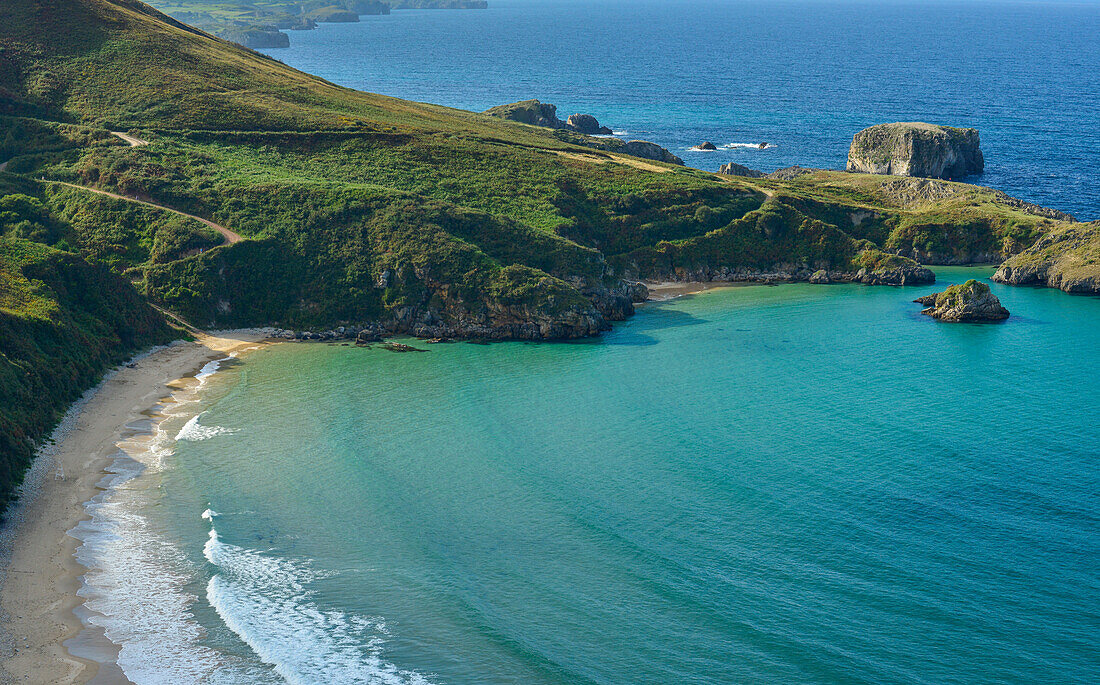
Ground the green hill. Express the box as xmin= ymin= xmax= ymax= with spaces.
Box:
xmin=0 ymin=0 xmax=1086 ymax=507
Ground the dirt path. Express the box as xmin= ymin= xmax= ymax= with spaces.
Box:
xmin=48 ymin=181 xmax=242 ymax=246
xmin=110 ymin=131 xmax=150 ymax=147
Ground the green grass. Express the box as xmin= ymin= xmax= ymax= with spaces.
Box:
xmin=0 ymin=234 xmax=173 ymax=512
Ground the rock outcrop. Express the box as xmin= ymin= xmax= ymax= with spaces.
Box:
xmin=618 ymin=141 xmax=684 ymax=165
xmin=992 ymin=221 xmax=1100 ymax=293
xmin=855 ymin=264 xmax=935 ymax=285
xmin=566 ymin=113 xmax=611 ymax=135
xmin=718 ymin=162 xmax=764 ymax=178
xmin=486 ymin=101 xmax=615 ymax=134
xmin=484 ymin=100 xmax=565 ymax=128
xmin=847 ymin=123 xmax=984 ymax=179
xmin=484 ymin=100 xmax=683 ymax=165
xmin=219 ymin=28 xmax=291 ymax=48
xmin=695 ymin=141 xmax=717 ymax=151
xmin=914 ymin=279 xmax=1009 ymax=322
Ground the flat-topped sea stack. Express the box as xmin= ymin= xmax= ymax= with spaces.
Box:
xmin=847 ymin=123 xmax=984 ymax=180
xmin=914 ymin=279 xmax=1009 ymax=322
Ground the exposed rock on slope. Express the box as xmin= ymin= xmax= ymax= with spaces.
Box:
xmin=484 ymin=100 xmax=683 ymax=165
xmin=484 ymin=99 xmax=565 ymax=129
xmin=566 ymin=113 xmax=612 ymax=135
xmin=914 ymin=279 xmax=1009 ymax=321
xmin=993 ymin=222 xmax=1100 ymax=293
xmin=847 ymin=123 xmax=984 ymax=179
xmin=618 ymin=141 xmax=684 ymax=165
xmin=718 ymin=162 xmax=764 ymax=178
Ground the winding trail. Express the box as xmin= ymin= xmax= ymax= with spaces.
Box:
xmin=110 ymin=131 xmax=150 ymax=147
xmin=48 ymin=180 xmax=242 ymax=246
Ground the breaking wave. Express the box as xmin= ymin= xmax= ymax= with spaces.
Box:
xmin=723 ymin=142 xmax=776 ymax=150
xmin=176 ymin=413 xmax=236 ymax=441
xmin=204 ymin=516 xmax=433 ymax=685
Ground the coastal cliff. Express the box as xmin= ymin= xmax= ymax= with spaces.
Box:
xmin=847 ymin=123 xmax=984 ymax=179
xmin=992 ymin=222 xmax=1100 ymax=293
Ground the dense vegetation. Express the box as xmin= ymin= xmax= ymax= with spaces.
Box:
xmin=0 ymin=233 xmax=174 ymax=511
xmin=0 ymin=0 xmax=1087 ymax=508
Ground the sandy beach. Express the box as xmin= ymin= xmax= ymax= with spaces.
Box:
xmin=644 ymin=281 xmax=742 ymax=301
xmin=0 ymin=331 xmax=273 ymax=685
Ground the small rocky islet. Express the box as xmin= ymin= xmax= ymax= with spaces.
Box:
xmin=914 ymin=280 xmax=1010 ymax=322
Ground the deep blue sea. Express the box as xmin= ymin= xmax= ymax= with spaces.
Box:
xmin=259 ymin=0 xmax=1100 ymax=221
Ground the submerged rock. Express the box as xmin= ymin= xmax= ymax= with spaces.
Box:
xmin=914 ymin=279 xmax=1009 ymax=322
xmin=847 ymin=122 xmax=984 ymax=179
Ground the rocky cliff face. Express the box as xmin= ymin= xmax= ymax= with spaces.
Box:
xmin=993 ymin=222 xmax=1100 ymax=293
xmin=566 ymin=113 xmax=612 ymax=135
xmin=612 ymin=261 xmax=934 ymax=287
xmin=847 ymin=123 xmax=984 ymax=179
xmin=914 ymin=279 xmax=1009 ymax=322
xmin=617 ymin=141 xmax=684 ymax=165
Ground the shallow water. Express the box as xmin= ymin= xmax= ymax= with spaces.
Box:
xmin=82 ymin=268 xmax=1100 ymax=683
xmin=259 ymin=0 xmax=1100 ymax=220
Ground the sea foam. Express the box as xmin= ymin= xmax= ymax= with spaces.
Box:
xmin=176 ymin=413 xmax=236 ymax=441
xmin=723 ymin=142 xmax=776 ymax=150
xmin=69 ymin=347 xmax=268 ymax=683
xmin=204 ymin=517 xmax=433 ymax=685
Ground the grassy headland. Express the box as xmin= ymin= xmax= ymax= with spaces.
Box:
xmin=0 ymin=0 xmax=1089 ymax=507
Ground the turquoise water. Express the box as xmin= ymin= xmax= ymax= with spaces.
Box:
xmin=85 ymin=269 xmax=1100 ymax=683
xmin=258 ymin=0 xmax=1100 ymax=220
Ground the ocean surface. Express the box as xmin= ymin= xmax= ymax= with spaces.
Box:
xmin=257 ymin=0 xmax=1100 ymax=221
xmin=77 ymin=268 xmax=1100 ymax=683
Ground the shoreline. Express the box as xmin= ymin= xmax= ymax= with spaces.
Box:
xmin=0 ymin=330 xmax=274 ymax=685
xmin=643 ymin=280 xmax=760 ymax=301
